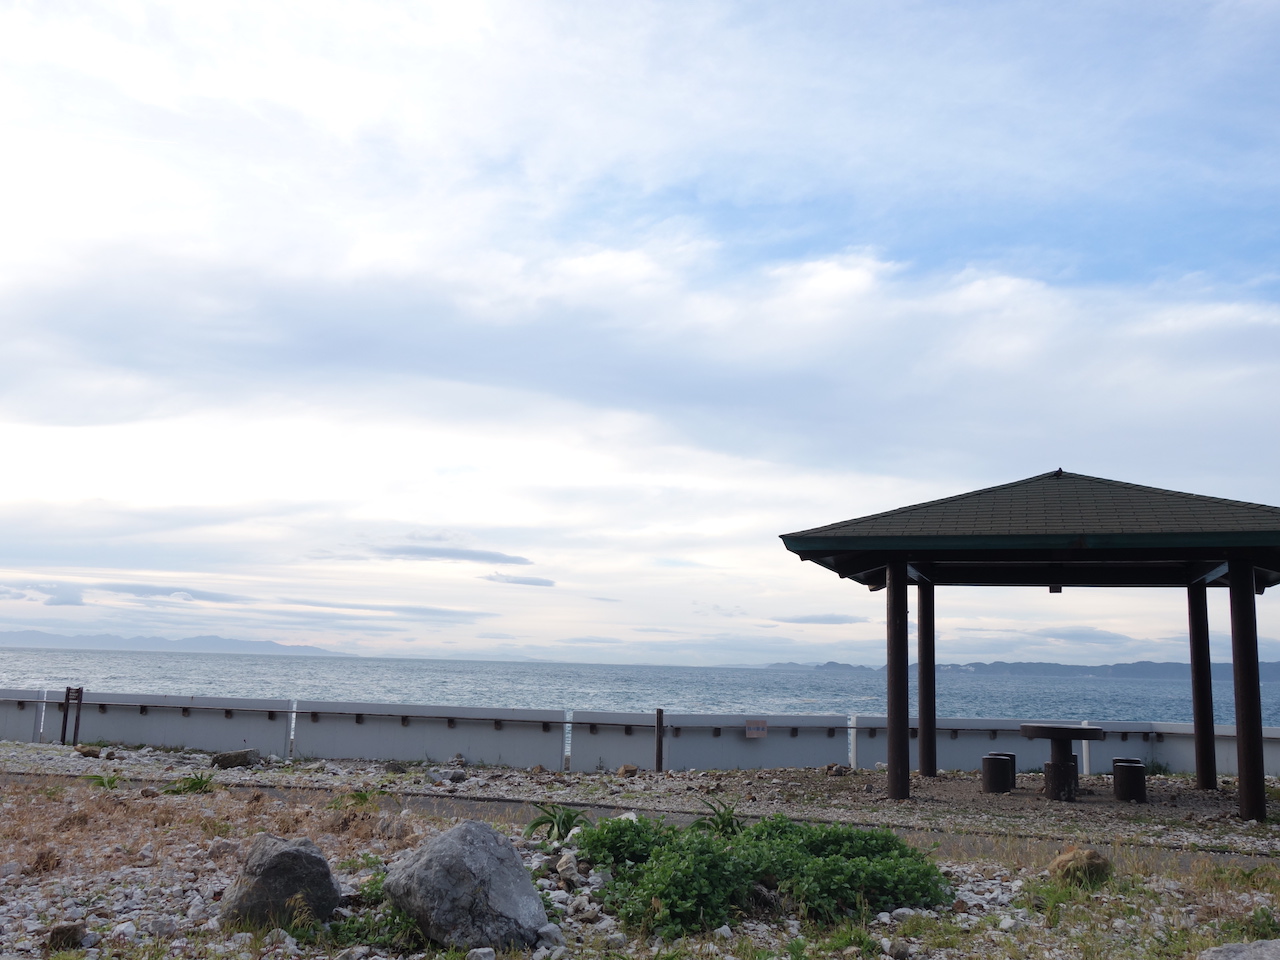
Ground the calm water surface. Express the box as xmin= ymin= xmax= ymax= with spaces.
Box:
xmin=1 ymin=647 xmax=1276 ymax=724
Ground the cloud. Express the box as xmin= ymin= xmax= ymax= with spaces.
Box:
xmin=1027 ymin=626 xmax=1137 ymax=644
xmin=561 ymin=636 xmax=623 ymax=645
xmin=590 ymin=597 xmax=621 ymax=603
xmin=96 ymin=583 xmax=251 ymax=603
xmin=37 ymin=584 xmax=84 ymax=606
xmin=770 ymin=614 xmax=869 ymax=625
xmin=372 ymin=545 xmax=532 ymax=564
xmin=480 ymin=574 xmax=556 ymax=587
xmin=278 ymin=597 xmax=494 ymax=623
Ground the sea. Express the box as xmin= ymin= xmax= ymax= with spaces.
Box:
xmin=2 ymin=647 xmax=1280 ymax=725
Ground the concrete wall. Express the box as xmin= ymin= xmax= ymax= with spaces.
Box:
xmin=292 ymin=701 xmax=566 ymax=768
xmin=4 ymin=687 xmax=1280 ymax=776
xmin=44 ymin=692 xmax=293 ymax=757
xmin=568 ymin=712 xmax=655 ymax=772
xmin=664 ymin=714 xmax=851 ymax=771
xmin=0 ymin=689 xmax=43 ymax=743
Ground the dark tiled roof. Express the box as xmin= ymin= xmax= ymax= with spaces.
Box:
xmin=785 ymin=471 xmax=1280 ymax=539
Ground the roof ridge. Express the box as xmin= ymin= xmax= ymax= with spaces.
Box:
xmin=784 ymin=470 xmax=1280 ymax=539
xmin=801 ymin=471 xmax=1062 ymax=530
xmin=1064 ymin=472 xmax=1280 ymax=516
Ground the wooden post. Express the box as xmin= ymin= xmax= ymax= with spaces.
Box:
xmin=917 ymin=581 xmax=937 ymax=777
xmin=654 ymin=708 xmax=664 ymax=773
xmin=886 ymin=560 xmax=910 ymax=800
xmin=59 ymin=686 xmax=72 ymax=745
xmin=1228 ymin=559 xmax=1267 ymax=821
xmin=1187 ymin=582 xmax=1217 ymax=790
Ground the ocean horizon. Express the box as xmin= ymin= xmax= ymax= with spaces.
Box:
xmin=3 ymin=645 xmax=1279 ymax=726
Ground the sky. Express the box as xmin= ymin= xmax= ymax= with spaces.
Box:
xmin=2 ymin=1 xmax=1280 ymax=666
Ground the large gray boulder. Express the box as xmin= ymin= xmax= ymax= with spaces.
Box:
xmin=384 ymin=820 xmax=548 ymax=949
xmin=219 ymin=834 xmax=340 ymax=927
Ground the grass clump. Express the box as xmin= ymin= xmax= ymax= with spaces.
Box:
xmin=524 ymin=802 xmax=594 ymax=842
xmin=577 ymin=812 xmax=948 ymax=938
xmin=163 ymin=772 xmax=217 ymax=794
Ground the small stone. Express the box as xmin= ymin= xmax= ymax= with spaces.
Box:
xmin=998 ymin=916 xmax=1020 ymax=931
xmin=75 ymin=744 xmax=102 ymax=758
xmin=1199 ymin=940 xmax=1280 ymax=958
xmin=47 ymin=920 xmax=87 ymax=950
xmin=111 ymin=920 xmax=137 ymax=939
xmin=211 ymin=749 xmax=260 ymax=769
xmin=466 ymin=950 xmax=496 ymax=960
xmin=617 ymin=764 xmax=639 ymax=777
xmin=145 ymin=917 xmax=179 ymax=937
xmin=713 ymin=924 xmax=733 ymax=939
xmin=383 ymin=761 xmax=408 ymax=774
xmin=538 ymin=922 xmax=566 ymax=947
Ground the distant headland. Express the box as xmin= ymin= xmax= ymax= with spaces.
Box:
xmin=770 ymin=659 xmax=1280 ymax=681
xmin=0 ymin=630 xmax=353 ymax=657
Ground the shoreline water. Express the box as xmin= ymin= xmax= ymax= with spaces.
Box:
xmin=3 ymin=646 xmax=1280 ymax=724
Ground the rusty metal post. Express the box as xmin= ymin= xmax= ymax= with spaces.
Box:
xmin=59 ymin=687 xmax=72 ymax=744
xmin=886 ymin=559 xmax=910 ymax=800
xmin=70 ymin=688 xmax=83 ymax=746
xmin=654 ymin=708 xmax=664 ymax=773
xmin=917 ymin=581 xmax=937 ymax=777
xmin=1229 ymin=559 xmax=1267 ymax=821
xmin=1187 ymin=582 xmax=1218 ymax=789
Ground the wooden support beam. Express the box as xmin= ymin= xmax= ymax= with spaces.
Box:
xmin=917 ymin=581 xmax=937 ymax=778
xmin=886 ymin=560 xmax=910 ymax=800
xmin=1229 ymin=559 xmax=1267 ymax=821
xmin=1187 ymin=581 xmax=1217 ymax=790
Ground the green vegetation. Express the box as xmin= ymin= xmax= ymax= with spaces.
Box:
xmin=163 ymin=772 xmax=217 ymax=794
xmin=303 ymin=858 xmax=423 ymax=952
xmin=523 ymin=802 xmax=594 ymax=842
xmin=326 ymin=788 xmax=389 ymax=810
xmin=690 ymin=796 xmax=745 ymax=837
xmin=577 ymin=812 xmax=949 ymax=937
xmin=82 ymin=773 xmax=122 ymax=790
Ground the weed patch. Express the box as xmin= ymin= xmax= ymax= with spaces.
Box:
xmin=578 ymin=812 xmax=948 ymax=938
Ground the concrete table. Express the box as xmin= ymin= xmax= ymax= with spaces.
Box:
xmin=1020 ymin=723 xmax=1105 ymax=801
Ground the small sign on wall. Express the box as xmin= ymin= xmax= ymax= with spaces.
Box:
xmin=745 ymin=719 xmax=768 ymax=739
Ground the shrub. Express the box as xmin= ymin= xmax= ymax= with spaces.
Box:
xmin=581 ymin=813 xmax=949 ymax=937
xmin=577 ymin=814 xmax=675 ymax=868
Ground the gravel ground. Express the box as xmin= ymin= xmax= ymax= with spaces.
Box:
xmin=4 ymin=739 xmax=1280 ymax=960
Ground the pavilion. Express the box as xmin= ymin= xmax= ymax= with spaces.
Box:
xmin=780 ymin=470 xmax=1280 ymax=820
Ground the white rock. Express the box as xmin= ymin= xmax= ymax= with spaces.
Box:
xmin=714 ymin=924 xmax=733 ymax=939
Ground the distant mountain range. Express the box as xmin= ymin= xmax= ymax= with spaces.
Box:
xmin=0 ymin=630 xmax=353 ymax=657
xmin=782 ymin=659 xmax=1280 ymax=681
